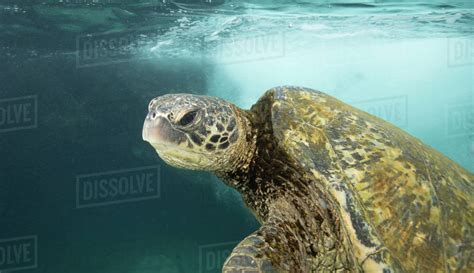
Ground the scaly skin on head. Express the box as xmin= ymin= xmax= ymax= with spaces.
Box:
xmin=142 ymin=93 xmax=256 ymax=174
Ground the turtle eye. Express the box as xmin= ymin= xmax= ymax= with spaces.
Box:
xmin=178 ymin=110 xmax=198 ymax=127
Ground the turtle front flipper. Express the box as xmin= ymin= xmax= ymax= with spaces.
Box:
xmin=222 ymin=229 xmax=281 ymax=273
xmin=223 ymin=221 xmax=311 ymax=273
xmin=222 ymin=200 xmax=322 ymax=273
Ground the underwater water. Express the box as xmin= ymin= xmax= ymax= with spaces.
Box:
xmin=0 ymin=0 xmax=472 ymax=272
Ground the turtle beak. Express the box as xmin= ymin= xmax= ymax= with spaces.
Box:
xmin=142 ymin=114 xmax=168 ymax=144
xmin=142 ymin=112 xmax=187 ymax=148
xmin=142 ymin=115 xmax=159 ymax=144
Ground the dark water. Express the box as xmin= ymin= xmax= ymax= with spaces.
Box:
xmin=0 ymin=1 xmax=473 ymax=272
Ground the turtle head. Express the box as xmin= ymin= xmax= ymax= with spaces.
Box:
xmin=143 ymin=94 xmax=246 ymax=171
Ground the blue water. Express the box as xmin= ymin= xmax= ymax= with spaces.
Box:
xmin=0 ymin=1 xmax=472 ymax=272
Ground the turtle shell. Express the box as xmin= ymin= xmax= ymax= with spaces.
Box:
xmin=255 ymin=86 xmax=473 ymax=272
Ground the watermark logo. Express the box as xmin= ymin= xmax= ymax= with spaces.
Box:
xmin=203 ymin=32 xmax=286 ymax=65
xmin=445 ymin=103 xmax=473 ymax=137
xmin=76 ymin=166 xmax=160 ymax=208
xmin=0 ymin=235 xmax=37 ymax=272
xmin=353 ymin=95 xmax=408 ymax=128
xmin=199 ymin=241 xmax=238 ymax=273
xmin=0 ymin=96 xmax=37 ymax=133
xmin=447 ymin=38 xmax=473 ymax=66
xmin=76 ymin=29 xmax=156 ymax=68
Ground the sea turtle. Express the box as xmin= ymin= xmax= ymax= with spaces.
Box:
xmin=142 ymin=86 xmax=473 ymax=272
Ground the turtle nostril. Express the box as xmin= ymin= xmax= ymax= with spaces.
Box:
xmin=151 ymin=112 xmax=157 ymax=119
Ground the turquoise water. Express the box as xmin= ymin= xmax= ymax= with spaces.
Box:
xmin=0 ymin=1 xmax=472 ymax=272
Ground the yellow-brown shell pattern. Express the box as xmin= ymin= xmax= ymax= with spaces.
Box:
xmin=264 ymin=86 xmax=473 ymax=272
